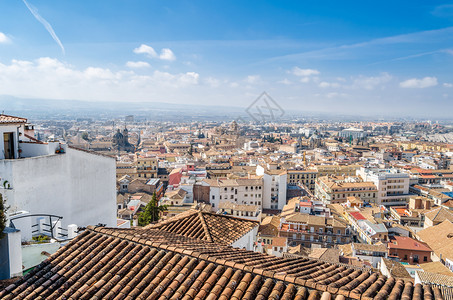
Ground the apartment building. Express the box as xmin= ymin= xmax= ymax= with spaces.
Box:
xmin=201 ymin=178 xmax=263 ymax=210
xmin=388 ymin=236 xmax=432 ymax=264
xmin=357 ymin=167 xmax=411 ymax=206
xmin=315 ymin=164 xmax=361 ymax=177
xmin=256 ymin=165 xmax=287 ymax=210
xmin=163 ymin=142 xmax=191 ymax=154
xmin=217 ymin=202 xmax=261 ymax=221
xmin=287 ymin=168 xmax=317 ymax=192
xmin=135 ymin=155 xmax=158 ymax=178
xmin=344 ymin=210 xmax=389 ymax=244
xmin=279 ymin=214 xmax=351 ymax=248
xmin=315 ymin=175 xmax=377 ymax=204
xmin=116 ymin=154 xmax=158 ymax=179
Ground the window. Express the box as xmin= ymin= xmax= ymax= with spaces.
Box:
xmin=404 ymin=255 xmax=408 ymax=260
xmin=337 ymin=229 xmax=341 ymax=235
xmin=212 ymin=195 xmax=215 ymax=200
xmin=424 ymin=256 xmax=428 ymax=262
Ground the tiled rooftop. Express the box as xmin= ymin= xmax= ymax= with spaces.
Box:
xmin=0 ymin=114 xmax=27 ymax=124
xmin=146 ymin=209 xmax=259 ymax=245
xmin=0 ymin=226 xmax=447 ymax=300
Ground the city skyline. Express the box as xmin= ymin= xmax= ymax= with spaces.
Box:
xmin=0 ymin=1 xmax=453 ymax=117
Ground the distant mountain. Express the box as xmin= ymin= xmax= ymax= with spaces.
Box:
xmin=0 ymin=95 xmax=249 ymax=120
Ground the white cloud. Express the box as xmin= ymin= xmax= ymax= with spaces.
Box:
xmin=159 ymin=48 xmax=176 ymax=61
xmin=319 ymin=81 xmax=341 ymax=88
xmin=205 ymin=77 xmax=220 ymax=88
xmin=133 ymin=44 xmax=158 ymax=57
xmin=278 ymin=79 xmax=292 ymax=85
xmin=0 ymin=32 xmax=11 ymax=44
xmin=443 ymin=83 xmax=453 ymax=88
xmin=133 ymin=44 xmax=176 ymax=61
xmin=179 ymin=72 xmax=199 ymax=85
xmin=245 ymin=75 xmax=261 ymax=84
xmin=126 ymin=61 xmax=150 ymax=68
xmin=291 ymin=67 xmax=320 ymax=77
xmin=289 ymin=67 xmax=320 ymax=84
xmin=352 ymin=73 xmax=392 ymax=90
xmin=0 ymin=57 xmax=201 ymax=101
xmin=400 ymin=77 xmax=438 ymax=88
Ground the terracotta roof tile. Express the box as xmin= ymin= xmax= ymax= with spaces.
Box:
xmin=0 ymin=114 xmax=27 ymax=124
xmin=0 ymin=227 xmax=444 ymax=300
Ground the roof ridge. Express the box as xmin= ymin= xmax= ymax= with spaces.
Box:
xmin=432 ymin=206 xmax=444 ymax=221
xmin=198 ymin=211 xmax=213 ymax=242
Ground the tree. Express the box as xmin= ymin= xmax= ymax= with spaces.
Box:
xmin=0 ymin=194 xmax=8 ymax=240
xmin=81 ymin=132 xmax=89 ymax=141
xmin=138 ymin=192 xmax=167 ymax=226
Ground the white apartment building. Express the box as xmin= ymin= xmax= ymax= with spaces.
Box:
xmin=339 ymin=127 xmax=365 ymax=139
xmin=256 ymin=165 xmax=287 ymax=210
xmin=357 ymin=167 xmax=411 ymax=206
xmin=0 ymin=114 xmax=116 ymax=242
xmin=202 ymin=178 xmax=263 ymax=210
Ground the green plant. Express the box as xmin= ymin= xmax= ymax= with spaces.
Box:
xmin=0 ymin=194 xmax=9 ymax=239
xmin=138 ymin=192 xmax=167 ymax=226
xmin=32 ymin=235 xmax=50 ymax=244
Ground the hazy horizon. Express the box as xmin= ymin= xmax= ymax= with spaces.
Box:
xmin=1 ymin=1 xmax=453 ymax=117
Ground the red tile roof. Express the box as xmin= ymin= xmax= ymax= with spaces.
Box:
xmin=0 ymin=226 xmax=445 ymax=299
xmin=349 ymin=211 xmax=366 ymax=221
xmin=0 ymin=114 xmax=27 ymax=124
xmin=146 ymin=209 xmax=259 ymax=245
xmin=388 ymin=236 xmax=432 ymax=252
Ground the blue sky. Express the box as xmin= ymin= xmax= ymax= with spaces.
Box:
xmin=0 ymin=1 xmax=453 ymax=117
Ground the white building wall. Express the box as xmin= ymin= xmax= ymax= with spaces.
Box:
xmin=209 ymin=186 xmax=220 ymax=210
xmin=231 ymin=226 xmax=258 ymax=251
xmin=262 ymin=174 xmax=272 ymax=209
xmin=2 ymin=147 xmax=116 ymax=236
xmin=8 ymin=229 xmax=22 ymax=277
xmin=278 ymin=173 xmax=287 ymax=210
xmin=0 ymin=125 xmax=22 ymax=160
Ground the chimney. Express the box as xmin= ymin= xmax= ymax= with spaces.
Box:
xmin=0 ymin=227 xmax=23 ymax=280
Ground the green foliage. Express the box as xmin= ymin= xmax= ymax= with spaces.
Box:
xmin=0 ymin=194 xmax=8 ymax=239
xmin=32 ymin=235 xmax=50 ymax=244
xmin=138 ymin=192 xmax=167 ymax=226
xmin=81 ymin=132 xmax=89 ymax=141
xmin=2 ymin=180 xmax=10 ymax=189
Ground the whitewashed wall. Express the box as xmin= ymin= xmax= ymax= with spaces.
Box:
xmin=1 ymin=147 xmax=116 ymax=237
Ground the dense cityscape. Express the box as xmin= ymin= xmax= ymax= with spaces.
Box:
xmin=1 ymin=1 xmax=453 ymax=299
